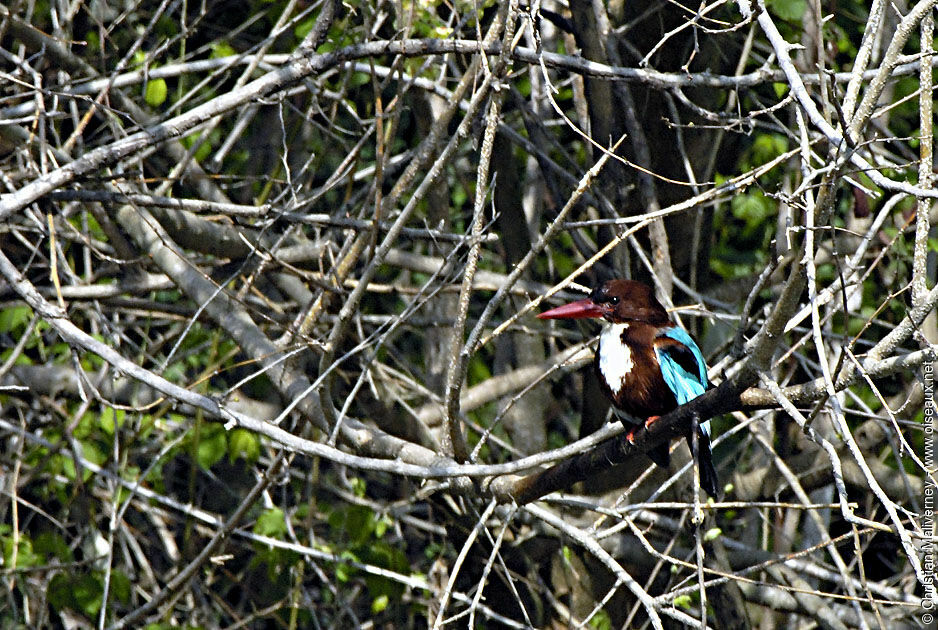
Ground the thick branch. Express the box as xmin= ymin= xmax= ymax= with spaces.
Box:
xmin=505 ymin=380 xmax=746 ymax=504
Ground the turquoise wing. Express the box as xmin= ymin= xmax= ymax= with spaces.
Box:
xmin=654 ymin=326 xmax=708 ymax=406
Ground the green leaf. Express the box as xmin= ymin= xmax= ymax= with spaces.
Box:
xmin=195 ymin=423 xmax=227 ymax=470
xmin=344 ymin=505 xmax=376 ymax=545
xmin=0 ymin=347 xmax=32 ymax=366
xmin=336 ymin=550 xmax=359 ymax=582
xmin=424 ymin=542 xmax=443 ymax=560
xmin=144 ymin=78 xmax=168 ymax=107
xmin=48 ymin=573 xmax=74 ymax=612
xmin=59 ymin=454 xmax=77 ymax=480
xmin=0 ymin=305 xmax=32 ymax=333
xmin=109 ymin=570 xmax=132 ymax=603
xmin=751 ymin=133 xmax=789 ymax=166
xmin=374 ymin=514 xmax=392 ymax=538
xmin=86 ymin=31 xmax=100 ymax=52
xmin=210 ymin=41 xmax=236 ymax=59
xmin=731 ymin=191 xmax=773 ymax=225
xmin=766 ymin=0 xmax=806 ymax=22
xmin=2 ymin=534 xmax=42 ymax=568
xmin=35 ymin=532 xmax=73 ymax=562
xmin=254 ymin=507 xmax=287 ymax=538
xmin=294 ymin=15 xmax=317 ymax=40
xmin=228 ymin=428 xmax=260 ymax=463
xmin=71 ymin=573 xmax=105 ymax=617
xmin=451 ymin=181 xmax=468 ymax=209
xmin=81 ymin=440 xmax=108 ymax=467
xmin=673 ymin=594 xmax=693 ymax=609
xmin=467 ymin=354 xmax=491 ymax=386
xmin=180 ymin=129 xmax=217 ymax=163
xmin=99 ymin=407 xmax=125 ymax=436
xmin=335 ymin=562 xmax=350 ymax=582
xmin=562 ymin=545 xmax=574 ymax=566
xmin=163 ymin=362 xmax=186 ymax=383
xmin=704 ymin=527 xmax=723 ymax=542
xmin=371 ymin=593 xmax=389 ymax=614
xmin=589 ymin=610 xmax=612 ymax=630
xmin=49 ymin=572 xmax=106 ymax=618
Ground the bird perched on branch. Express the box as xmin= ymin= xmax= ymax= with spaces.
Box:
xmin=538 ymin=279 xmax=719 ymax=497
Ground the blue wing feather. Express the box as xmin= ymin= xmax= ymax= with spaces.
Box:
xmin=654 ymin=327 xmax=708 ymax=403
xmin=654 ymin=328 xmax=712 ymax=437
xmin=655 ymin=326 xmax=718 ymax=495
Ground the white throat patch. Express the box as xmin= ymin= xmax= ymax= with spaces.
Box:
xmin=598 ymin=323 xmax=633 ymax=395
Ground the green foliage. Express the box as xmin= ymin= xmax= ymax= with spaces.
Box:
xmin=1 ymin=529 xmax=42 ymax=568
xmin=704 ymin=527 xmax=723 ymax=542
xmin=70 ymin=212 xmax=107 ymax=241
xmin=192 ymin=422 xmax=228 ymax=470
xmin=749 ymin=134 xmax=789 ymax=167
xmin=549 ymin=232 xmax=579 ymax=278
xmin=0 ymin=305 xmax=37 ymax=365
xmin=0 ymin=304 xmax=32 ymax=334
xmin=34 ymin=531 xmax=73 ymax=562
xmin=99 ymin=406 xmax=126 ymax=436
xmin=589 ymin=610 xmax=612 ymax=630
xmin=48 ymin=570 xmax=131 ymax=620
xmin=890 ymin=76 xmax=924 ymax=138
xmin=372 ymin=593 xmax=389 ymax=614
xmin=329 ymin=504 xmax=378 ymax=546
xmin=451 ymin=179 xmax=469 ymax=209
xmin=320 ymin=489 xmax=411 ymax=615
xmin=254 ymin=507 xmax=288 ymax=538
xmin=673 ymin=594 xmax=693 ymax=609
xmin=710 ymin=131 xmax=790 ymax=279
xmin=210 ymin=41 xmax=237 ymax=58
xmin=133 ymin=50 xmax=169 ymax=107
xmin=180 ymin=128 xmax=219 ymax=163
xmin=394 ymin=0 xmax=491 ymax=38
xmin=85 ymin=30 xmax=100 ymax=52
xmin=144 ymin=78 xmax=168 ymax=107
xmin=424 ymin=542 xmax=445 ymax=560
xmin=467 ymin=353 xmax=492 ymax=386
xmin=731 ymin=190 xmax=774 ymax=225
xmin=766 ymin=0 xmax=807 ymax=22
xmin=1 ymin=0 xmax=926 ymax=626
xmin=562 ymin=545 xmax=579 ymax=571
xmin=228 ymin=428 xmax=261 ymax=463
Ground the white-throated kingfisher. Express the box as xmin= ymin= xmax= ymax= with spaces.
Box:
xmin=538 ymin=279 xmax=719 ymax=498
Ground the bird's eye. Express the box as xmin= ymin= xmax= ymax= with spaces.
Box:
xmin=609 ymin=296 xmax=619 ymax=305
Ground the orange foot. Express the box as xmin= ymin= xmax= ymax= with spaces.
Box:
xmin=626 ymin=416 xmax=660 ymax=443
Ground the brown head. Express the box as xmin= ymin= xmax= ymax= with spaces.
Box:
xmin=538 ymin=279 xmax=670 ymax=327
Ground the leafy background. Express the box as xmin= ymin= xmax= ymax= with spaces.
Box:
xmin=0 ymin=0 xmax=934 ymax=628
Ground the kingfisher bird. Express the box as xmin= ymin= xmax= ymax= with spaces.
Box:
xmin=538 ymin=279 xmax=719 ymax=497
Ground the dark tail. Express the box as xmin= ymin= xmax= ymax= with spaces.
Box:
xmin=647 ymin=442 xmax=671 ymax=470
xmin=695 ymin=427 xmax=720 ymax=499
